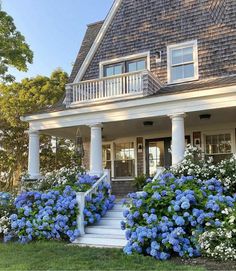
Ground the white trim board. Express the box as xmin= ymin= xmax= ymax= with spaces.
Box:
xmin=26 ymin=88 xmax=236 ymax=132
xmin=21 ymin=85 xmax=236 ymax=123
xmin=73 ymin=0 xmax=122 ymax=83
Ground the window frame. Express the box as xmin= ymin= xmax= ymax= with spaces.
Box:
xmin=203 ymin=130 xmax=235 ymax=156
xmin=167 ymin=40 xmax=199 ymax=84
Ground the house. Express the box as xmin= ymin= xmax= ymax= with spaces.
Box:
xmin=21 ymin=0 xmax=236 ymax=195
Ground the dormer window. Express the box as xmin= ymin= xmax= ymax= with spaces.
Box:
xmin=100 ymin=52 xmax=150 ymax=78
xmin=167 ymin=40 xmax=198 ymax=84
xmin=103 ymin=58 xmax=147 ymax=77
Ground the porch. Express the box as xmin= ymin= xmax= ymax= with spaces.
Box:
xmin=24 ymin=105 xmax=236 ymax=195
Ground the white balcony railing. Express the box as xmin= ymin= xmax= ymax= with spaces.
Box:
xmin=65 ymin=70 xmax=162 ymax=106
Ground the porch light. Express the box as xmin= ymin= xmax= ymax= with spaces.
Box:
xmin=75 ymin=128 xmax=84 ymax=158
xmin=143 ymin=121 xmax=154 ymax=126
xmin=199 ymin=114 xmax=211 ymax=120
xmin=155 ymin=50 xmax=162 ymax=63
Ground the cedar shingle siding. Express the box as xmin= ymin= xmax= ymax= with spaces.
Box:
xmin=81 ymin=0 xmax=236 ymax=83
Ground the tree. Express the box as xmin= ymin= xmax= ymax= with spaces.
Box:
xmin=0 ymin=9 xmax=33 ymax=82
xmin=0 ymin=70 xmax=78 ymax=191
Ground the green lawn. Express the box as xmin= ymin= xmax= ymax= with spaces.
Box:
xmin=0 ymin=241 xmax=206 ymax=271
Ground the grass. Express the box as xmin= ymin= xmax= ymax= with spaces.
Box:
xmin=0 ymin=241 xmax=206 ymax=271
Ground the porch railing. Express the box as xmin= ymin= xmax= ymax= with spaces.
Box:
xmin=76 ymin=169 xmax=111 ymax=235
xmin=65 ymin=70 xmax=162 ymax=106
xmin=152 ymin=167 xmax=165 ymax=182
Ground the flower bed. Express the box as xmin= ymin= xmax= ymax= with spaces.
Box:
xmin=1 ymin=168 xmax=115 ymax=243
xmin=171 ymin=145 xmax=236 ymax=193
xmin=198 ymin=206 xmax=236 ymax=261
xmin=121 ymin=173 xmax=235 ymax=260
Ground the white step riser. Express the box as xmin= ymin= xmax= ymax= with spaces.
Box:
xmin=74 ymin=237 xmax=127 ymax=247
xmin=97 ymin=219 xmax=121 ymax=227
xmin=85 ymin=227 xmax=124 ymax=235
xmin=83 ymin=233 xmax=125 ymax=239
xmin=112 ymin=205 xmax=126 ymax=211
xmin=104 ymin=212 xmax=124 ymax=219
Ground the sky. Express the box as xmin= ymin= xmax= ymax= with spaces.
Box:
xmin=2 ymin=0 xmax=114 ymax=81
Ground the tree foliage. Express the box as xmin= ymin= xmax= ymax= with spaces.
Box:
xmin=0 ymin=70 xmax=78 ymax=191
xmin=0 ymin=10 xmax=33 ymax=82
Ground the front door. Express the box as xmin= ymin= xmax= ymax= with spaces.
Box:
xmin=146 ymin=136 xmax=191 ymax=176
xmin=146 ymin=138 xmax=172 ymax=176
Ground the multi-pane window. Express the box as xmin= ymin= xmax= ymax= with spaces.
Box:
xmin=114 ymin=142 xmax=135 ymax=178
xmin=205 ymin=134 xmax=232 ymax=154
xmin=205 ymin=133 xmax=232 ymax=163
xmin=103 ymin=58 xmax=146 ymax=77
xmin=104 ymin=63 xmax=123 ymax=77
xmin=168 ymin=41 xmax=198 ymax=83
xmin=127 ymin=59 xmax=146 ymax=73
xmin=115 ymin=142 xmax=135 ymax=161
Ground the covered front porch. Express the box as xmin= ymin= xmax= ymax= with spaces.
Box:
xmin=24 ymin=106 xmax=236 ymax=192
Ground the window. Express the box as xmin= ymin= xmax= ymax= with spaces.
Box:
xmin=103 ymin=58 xmax=147 ymax=77
xmin=114 ymin=142 xmax=135 ymax=178
xmin=167 ymin=40 xmax=198 ymax=84
xmin=104 ymin=63 xmax=123 ymax=77
xmin=205 ymin=133 xmax=233 ymax=163
xmin=127 ymin=59 xmax=146 ymax=73
xmin=115 ymin=142 xmax=135 ymax=161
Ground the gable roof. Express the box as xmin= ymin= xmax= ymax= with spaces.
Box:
xmin=69 ymin=21 xmax=104 ymax=83
xmin=73 ymin=0 xmax=122 ymax=82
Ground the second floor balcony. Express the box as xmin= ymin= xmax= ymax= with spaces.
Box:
xmin=65 ymin=70 xmax=162 ymax=107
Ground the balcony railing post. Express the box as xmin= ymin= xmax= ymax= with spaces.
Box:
xmin=76 ymin=192 xmax=85 ymax=235
xmin=65 ymin=85 xmax=73 ymax=107
xmin=141 ymin=71 xmax=149 ymax=96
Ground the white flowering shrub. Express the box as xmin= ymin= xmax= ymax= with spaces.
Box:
xmin=0 ymin=212 xmax=11 ymax=238
xmin=22 ymin=166 xmax=86 ymax=192
xmin=171 ymin=145 xmax=236 ymax=193
xmin=198 ymin=207 xmax=236 ymax=261
xmin=0 ymin=192 xmax=15 ymax=240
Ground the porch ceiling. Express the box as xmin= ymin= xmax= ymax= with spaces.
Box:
xmin=41 ymin=107 xmax=236 ymax=141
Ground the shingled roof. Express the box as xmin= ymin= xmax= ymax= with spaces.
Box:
xmin=68 ymin=21 xmax=104 ymax=83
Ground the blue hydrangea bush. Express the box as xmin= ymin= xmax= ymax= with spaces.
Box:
xmin=121 ymin=173 xmax=235 ymax=260
xmin=84 ymin=182 xmax=115 ymax=225
xmin=2 ymin=169 xmax=115 ymax=243
xmin=5 ymin=186 xmax=80 ymax=243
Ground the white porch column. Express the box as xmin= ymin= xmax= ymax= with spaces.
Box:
xmin=89 ymin=123 xmax=103 ymax=176
xmin=169 ymin=113 xmax=186 ymax=166
xmin=28 ymin=130 xmax=41 ymax=179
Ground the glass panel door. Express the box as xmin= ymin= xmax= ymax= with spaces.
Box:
xmin=114 ymin=142 xmax=135 ymax=178
xmin=102 ymin=144 xmax=111 ymax=170
xmin=147 ymin=141 xmax=165 ymax=176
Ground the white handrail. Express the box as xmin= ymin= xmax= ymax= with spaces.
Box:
xmin=76 ymin=169 xmax=111 ymax=236
xmin=152 ymin=167 xmax=165 ymax=182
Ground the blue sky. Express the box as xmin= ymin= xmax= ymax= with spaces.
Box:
xmin=2 ymin=0 xmax=113 ymax=81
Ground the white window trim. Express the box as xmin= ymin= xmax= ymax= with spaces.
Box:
xmin=99 ymin=51 xmax=151 ymax=78
xmin=167 ymin=40 xmax=199 ymax=84
xmin=202 ymin=129 xmax=235 ymax=155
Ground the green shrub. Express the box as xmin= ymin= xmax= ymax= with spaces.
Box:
xmin=133 ymin=174 xmax=148 ymax=191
